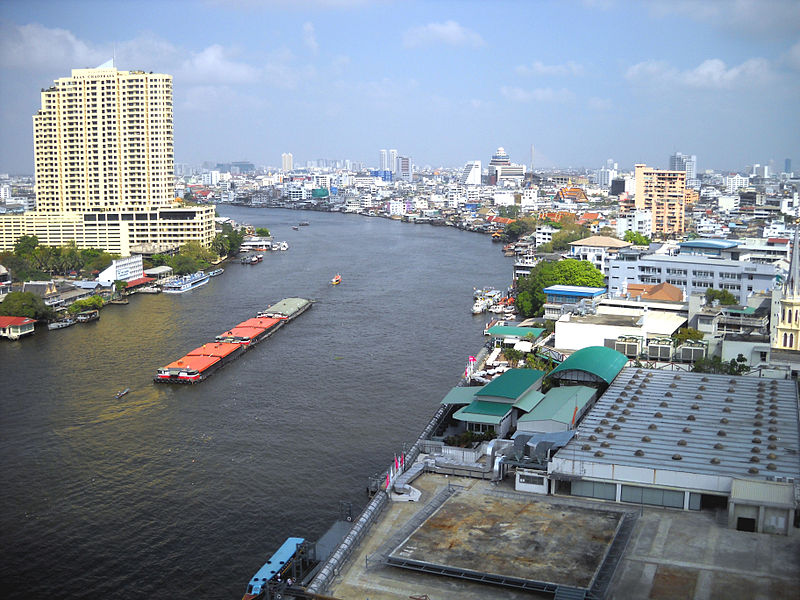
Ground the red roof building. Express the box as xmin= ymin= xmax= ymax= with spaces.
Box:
xmin=0 ymin=316 xmax=37 ymax=340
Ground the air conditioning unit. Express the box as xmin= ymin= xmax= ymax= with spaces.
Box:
xmin=678 ymin=344 xmax=707 ymax=362
xmin=648 ymin=339 xmax=673 ymax=361
xmin=615 ymin=337 xmax=640 ymax=358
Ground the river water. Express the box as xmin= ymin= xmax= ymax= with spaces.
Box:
xmin=0 ymin=207 xmax=512 ymax=599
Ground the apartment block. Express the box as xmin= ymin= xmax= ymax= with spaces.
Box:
xmin=634 ymin=164 xmax=686 ymax=238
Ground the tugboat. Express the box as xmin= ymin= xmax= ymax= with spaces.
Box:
xmin=331 ymin=273 xmax=342 ymax=285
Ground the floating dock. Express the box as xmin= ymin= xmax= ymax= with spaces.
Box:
xmin=154 ymin=298 xmax=311 ymax=384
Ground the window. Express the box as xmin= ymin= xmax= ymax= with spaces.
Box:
xmin=519 ymin=474 xmax=545 ymax=486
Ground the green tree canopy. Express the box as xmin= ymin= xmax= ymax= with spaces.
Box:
xmin=692 ymin=354 xmax=748 ymax=375
xmin=516 ymin=259 xmax=605 ymax=318
xmin=673 ymin=327 xmax=704 ymax=347
xmin=0 ymin=291 xmax=54 ymax=320
xmin=13 ymin=235 xmax=39 ymax=257
xmin=255 ymin=227 xmax=270 ymax=237
xmin=68 ymin=295 xmax=104 ymax=314
xmin=706 ymin=288 xmax=738 ymax=306
xmin=623 ymin=230 xmax=651 ymax=245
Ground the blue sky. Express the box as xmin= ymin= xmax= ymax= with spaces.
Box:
xmin=1 ymin=0 xmax=798 ymax=174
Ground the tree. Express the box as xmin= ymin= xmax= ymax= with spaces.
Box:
xmin=13 ymin=235 xmax=39 ymax=257
xmin=255 ymin=227 xmax=270 ymax=237
xmin=623 ymin=230 xmax=651 ymax=245
xmin=692 ymin=354 xmax=748 ymax=375
xmin=68 ymin=295 xmax=104 ymax=314
xmin=516 ymin=259 xmax=605 ymax=318
xmin=0 ymin=291 xmax=54 ymax=320
xmin=503 ymin=218 xmax=535 ymax=241
xmin=706 ymin=288 xmax=737 ymax=306
xmin=673 ymin=327 xmax=704 ymax=347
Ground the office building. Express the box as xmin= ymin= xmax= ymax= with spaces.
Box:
xmin=282 ymin=153 xmax=293 ymax=172
xmin=0 ymin=62 xmax=214 ymax=255
xmin=389 ymin=149 xmax=398 ymax=174
xmin=379 ymin=149 xmax=388 ymax=172
xmin=459 ymin=161 xmax=482 ymax=186
xmin=396 ymin=156 xmax=412 ymax=182
xmin=669 ymin=152 xmax=697 ymax=183
xmin=785 ymin=158 xmax=792 ymax=175
xmin=634 ymin=164 xmax=686 ymax=238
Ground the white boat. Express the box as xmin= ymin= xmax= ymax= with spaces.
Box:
xmin=162 ymin=271 xmax=210 ymax=294
xmin=208 ymin=268 xmax=224 ymax=277
xmin=279 ymin=241 xmax=289 ymax=251
xmin=48 ymin=318 xmax=75 ymax=330
xmin=472 ymin=299 xmax=489 ymax=314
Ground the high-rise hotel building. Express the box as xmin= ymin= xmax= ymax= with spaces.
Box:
xmin=0 ymin=63 xmax=215 ymax=255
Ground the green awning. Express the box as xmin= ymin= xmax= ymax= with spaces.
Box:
xmin=440 ymin=386 xmax=479 ymax=406
xmin=513 ymin=389 xmax=546 ymax=412
xmin=453 ymin=400 xmax=512 ymax=425
xmin=475 ymin=368 xmax=545 ymax=400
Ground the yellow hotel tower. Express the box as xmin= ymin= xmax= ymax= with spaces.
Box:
xmin=0 ymin=62 xmax=214 ymax=255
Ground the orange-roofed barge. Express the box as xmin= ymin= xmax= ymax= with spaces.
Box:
xmin=154 ymin=298 xmax=311 ymax=384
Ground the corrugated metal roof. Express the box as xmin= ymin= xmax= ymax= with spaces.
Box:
xmin=549 ymin=346 xmax=628 ymax=384
xmin=513 ymin=389 xmax=546 ymax=412
xmin=453 ymin=401 xmax=511 ymax=424
xmin=519 ymin=385 xmax=595 ymax=424
xmin=475 ymin=368 xmax=545 ymax=400
xmin=486 ymin=325 xmax=545 ymax=339
xmin=440 ymin=386 xmax=479 ymax=406
xmin=556 ymin=368 xmax=800 ymax=481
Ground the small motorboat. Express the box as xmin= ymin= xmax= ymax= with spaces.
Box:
xmin=48 ymin=318 xmax=75 ymax=330
xmin=331 ymin=274 xmax=342 ymax=285
xmin=292 ymin=226 xmax=299 ymax=230
xmin=115 ymin=388 xmax=130 ymax=399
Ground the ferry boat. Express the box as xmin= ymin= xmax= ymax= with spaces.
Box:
xmin=162 ymin=271 xmax=210 ymax=294
xmin=48 ymin=317 xmax=75 ymax=330
xmin=76 ymin=309 xmax=100 ymax=323
xmin=208 ymin=268 xmax=224 ymax=277
xmin=331 ymin=273 xmax=342 ymax=285
xmin=242 ymin=537 xmax=305 ymax=600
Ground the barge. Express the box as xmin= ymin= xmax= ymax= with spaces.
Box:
xmin=154 ymin=298 xmax=311 ymax=384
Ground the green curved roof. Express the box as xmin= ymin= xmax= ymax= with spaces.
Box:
xmin=548 ymin=346 xmax=627 ymax=385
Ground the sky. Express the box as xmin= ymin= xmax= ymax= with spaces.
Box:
xmin=0 ymin=0 xmax=798 ymax=174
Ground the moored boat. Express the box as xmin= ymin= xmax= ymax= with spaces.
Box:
xmin=242 ymin=537 xmax=305 ymax=600
xmin=162 ymin=271 xmax=210 ymax=293
xmin=76 ymin=309 xmax=100 ymax=323
xmin=208 ymin=268 xmax=224 ymax=277
xmin=48 ymin=318 xmax=75 ymax=330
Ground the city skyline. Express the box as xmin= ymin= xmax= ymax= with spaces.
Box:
xmin=1 ymin=0 xmax=799 ymax=174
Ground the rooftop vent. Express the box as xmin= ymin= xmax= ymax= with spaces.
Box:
xmin=727 ymin=387 xmax=735 ymax=393
xmin=717 ymin=430 xmax=727 ymax=437
xmin=767 ymin=463 xmax=777 ymax=471
xmin=672 ymin=454 xmax=682 ymax=460
xmin=677 ymin=440 xmax=687 ymax=446
xmin=769 ymin=418 xmax=778 ymax=424
xmin=605 ymin=411 xmax=615 ymax=418
xmin=607 ymin=432 xmax=616 ymax=438
xmin=595 ymin=427 xmax=604 ymax=433
xmin=769 ymin=426 xmax=778 ymax=432
xmin=581 ymin=445 xmax=591 ymax=451
xmin=692 ymin=403 xmax=700 ymax=409
xmin=753 ymin=437 xmax=762 ymax=444
xmin=660 ymin=401 xmax=669 ymax=408
xmin=725 ymin=397 xmax=734 ymax=403
xmin=768 ymin=443 xmax=778 ymax=450
xmin=654 ymin=412 xmax=663 ymax=418
xmin=648 ymin=423 xmax=658 ymax=430
xmin=687 ymin=414 xmax=696 ymax=421
xmin=617 ymin=416 xmax=627 ymax=423
xmin=683 ymin=427 xmax=692 ymax=433
xmin=594 ymin=451 xmax=605 ymax=457
xmin=768 ymin=434 xmax=778 ymax=441
xmin=720 ymin=418 xmax=729 ymax=424
xmin=748 ymin=467 xmax=759 ymax=474
xmin=711 ymin=458 xmax=721 ymax=464
xmin=642 ymin=436 xmax=651 ymax=442
xmin=600 ymin=419 xmax=609 ymax=425
xmin=754 ymin=420 xmax=763 ymax=427
xmin=699 ymin=385 xmax=706 ymax=391
xmin=723 ymin=406 xmax=731 ymax=413
xmin=631 ymin=395 xmax=639 ymax=401
xmin=612 ymin=424 xmax=621 ymax=430
xmin=674 ymin=375 xmax=682 ymax=380
xmin=589 ymin=435 xmax=598 ymax=441
xmin=769 ymin=411 xmax=778 ymax=417
xmin=714 ymin=443 xmax=724 ymax=449
xmin=669 ymin=383 xmax=677 ymax=388
xmin=634 ymin=450 xmax=645 ymax=456
xmin=611 ymin=404 xmax=619 ymax=410
xmin=623 ymin=409 xmax=631 ymax=415
xmin=750 ymin=456 xmax=760 ymax=463
xmin=753 ymin=429 xmax=762 ymax=435
xmin=767 ymin=452 xmax=777 ymax=460
xmin=702 ymin=377 xmax=709 ymax=382
xmin=752 ymin=447 xmax=761 ymax=453
xmin=694 ymin=395 xmax=702 ymax=401
xmin=627 ymin=402 xmax=636 ymax=408
xmin=620 ymin=392 xmax=627 ymax=397
xmin=601 ymin=441 xmax=610 ymax=448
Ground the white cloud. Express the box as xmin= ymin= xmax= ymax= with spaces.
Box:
xmin=263 ymin=48 xmax=317 ymax=89
xmin=785 ymin=41 xmax=800 ymax=71
xmin=626 ymin=57 xmax=774 ymax=90
xmin=402 ymin=21 xmax=485 ymax=48
xmin=180 ymin=84 xmax=263 ymax=113
xmin=178 ymin=45 xmax=260 ymax=84
xmin=587 ymin=97 xmax=612 ymax=110
xmin=303 ymin=22 xmax=319 ymax=54
xmin=500 ymin=86 xmax=573 ymax=102
xmin=516 ymin=60 xmax=584 ymax=77
xmin=648 ymin=0 xmax=800 ymax=39
xmin=0 ymin=23 xmax=104 ymax=70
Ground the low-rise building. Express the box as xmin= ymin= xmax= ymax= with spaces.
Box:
xmin=0 ymin=316 xmax=36 ymax=339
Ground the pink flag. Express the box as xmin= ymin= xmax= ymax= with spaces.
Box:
xmin=385 ymin=472 xmax=390 ymax=488
xmin=394 ymin=455 xmax=399 ymax=470
xmin=401 ymin=453 xmax=405 ymax=467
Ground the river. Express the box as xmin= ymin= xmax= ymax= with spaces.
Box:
xmin=0 ymin=207 xmax=513 ymax=599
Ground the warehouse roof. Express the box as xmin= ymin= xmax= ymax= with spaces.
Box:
xmin=556 ymin=368 xmax=800 ymax=481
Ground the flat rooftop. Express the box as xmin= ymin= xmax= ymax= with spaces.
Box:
xmin=388 ymin=489 xmax=622 ymax=589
